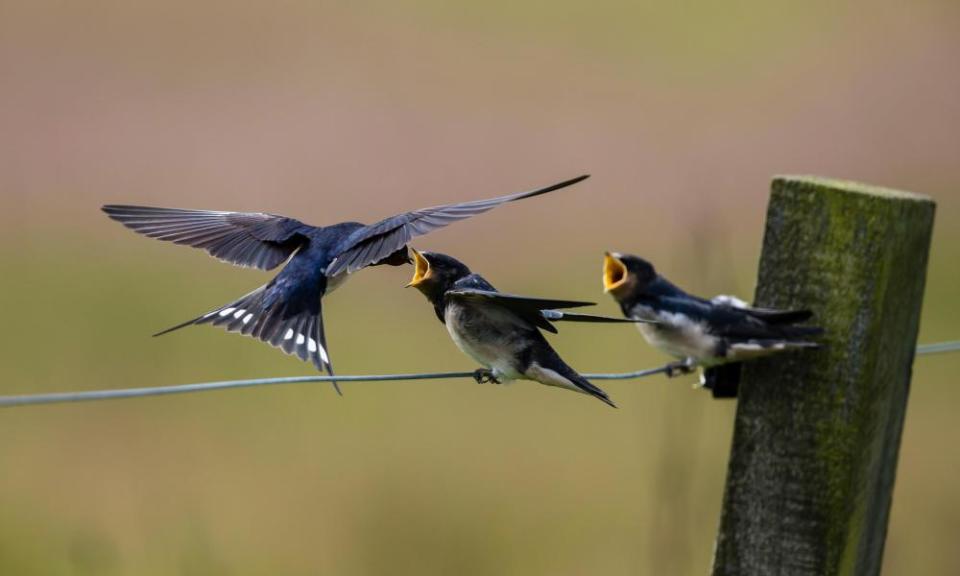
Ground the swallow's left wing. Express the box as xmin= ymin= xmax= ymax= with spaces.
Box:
xmin=325 ymin=175 xmax=589 ymax=276
xmin=446 ymin=289 xmax=595 ymax=334
xmin=710 ymin=295 xmax=814 ymax=324
xmin=663 ymin=296 xmax=820 ymax=342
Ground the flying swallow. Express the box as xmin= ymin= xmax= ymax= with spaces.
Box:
xmin=101 ymin=175 xmax=589 ymax=394
xmin=602 ymin=252 xmax=822 ymax=376
xmin=407 ymin=250 xmax=652 ymax=407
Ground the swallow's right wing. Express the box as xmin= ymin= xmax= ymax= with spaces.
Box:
xmin=102 ymin=205 xmax=311 ymax=270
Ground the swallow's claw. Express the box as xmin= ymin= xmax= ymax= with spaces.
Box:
xmin=665 ymin=359 xmax=696 ymax=378
xmin=473 ymin=368 xmax=501 ymax=384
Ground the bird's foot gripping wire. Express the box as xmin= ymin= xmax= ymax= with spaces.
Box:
xmin=665 ymin=358 xmax=697 ymax=378
xmin=473 ymin=368 xmax=502 ymax=385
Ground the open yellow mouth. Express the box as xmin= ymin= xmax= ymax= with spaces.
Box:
xmin=406 ymin=248 xmax=431 ymax=287
xmin=603 ymin=252 xmax=629 ymax=293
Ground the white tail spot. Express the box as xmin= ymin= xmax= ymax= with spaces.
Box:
xmin=219 ymin=307 xmax=236 ymax=317
xmin=233 ymin=309 xmax=246 ymax=319
xmin=318 ymin=342 xmax=329 ymax=363
xmin=284 ymin=328 xmax=295 ymax=340
xmin=296 ymin=334 xmax=306 ymax=345
xmin=307 ymin=338 xmax=317 ymax=352
xmin=711 ymin=295 xmax=749 ymax=309
xmin=243 ymin=313 xmax=253 ymax=324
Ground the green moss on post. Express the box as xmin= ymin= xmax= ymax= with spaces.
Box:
xmin=711 ymin=177 xmax=935 ymax=576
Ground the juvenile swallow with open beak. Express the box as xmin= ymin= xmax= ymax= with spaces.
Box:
xmin=408 ymin=250 xmax=652 ymax=407
xmin=101 ymin=175 xmax=588 ymax=394
xmin=602 ymin=252 xmax=822 ymax=376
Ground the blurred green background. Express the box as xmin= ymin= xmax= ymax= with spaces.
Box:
xmin=1 ymin=1 xmax=958 ymax=574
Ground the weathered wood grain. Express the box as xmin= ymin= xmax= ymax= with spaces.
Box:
xmin=711 ymin=177 xmax=935 ymax=576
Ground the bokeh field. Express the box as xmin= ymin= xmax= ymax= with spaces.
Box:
xmin=1 ymin=1 xmax=958 ymax=574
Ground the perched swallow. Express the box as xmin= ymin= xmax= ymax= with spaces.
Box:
xmin=408 ymin=250 xmax=650 ymax=407
xmin=602 ymin=252 xmax=822 ymax=375
xmin=101 ymin=175 xmax=589 ymax=393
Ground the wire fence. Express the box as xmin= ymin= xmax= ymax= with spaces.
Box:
xmin=916 ymin=340 xmax=960 ymax=356
xmin=0 ymin=341 xmax=956 ymax=408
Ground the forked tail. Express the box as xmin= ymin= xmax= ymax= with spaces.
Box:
xmin=154 ymin=285 xmax=340 ymax=394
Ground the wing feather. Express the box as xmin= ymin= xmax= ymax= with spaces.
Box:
xmin=326 ymin=175 xmax=589 ymax=276
xmin=102 ymin=205 xmax=311 ymax=270
xmin=447 ymin=288 xmax=596 ymax=334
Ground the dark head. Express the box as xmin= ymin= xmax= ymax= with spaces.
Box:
xmin=406 ymin=249 xmax=472 ymax=303
xmin=603 ymin=252 xmax=657 ymax=302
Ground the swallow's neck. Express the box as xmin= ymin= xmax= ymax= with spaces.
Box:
xmin=417 ymin=283 xmax=444 ymax=306
xmin=433 ymin=298 xmax=449 ymax=324
xmin=415 ymin=281 xmax=453 ymax=324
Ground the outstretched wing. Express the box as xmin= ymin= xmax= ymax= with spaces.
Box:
xmin=326 ymin=175 xmax=589 ymax=276
xmin=446 ymin=288 xmax=594 ymax=334
xmin=102 ymin=205 xmax=311 ymax=270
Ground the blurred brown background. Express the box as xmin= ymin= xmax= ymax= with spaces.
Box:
xmin=1 ymin=1 xmax=958 ymax=574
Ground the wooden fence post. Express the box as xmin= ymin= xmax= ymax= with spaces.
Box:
xmin=710 ymin=177 xmax=936 ymax=576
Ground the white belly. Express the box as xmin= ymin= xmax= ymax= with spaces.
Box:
xmin=631 ymin=306 xmax=719 ymax=363
xmin=444 ymin=303 xmax=525 ymax=381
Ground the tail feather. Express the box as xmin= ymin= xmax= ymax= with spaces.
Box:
xmin=153 ymin=317 xmax=202 ymax=337
xmin=153 ymin=285 xmax=339 ymax=393
xmin=313 ymin=312 xmax=340 ymax=394
xmin=712 ymin=295 xmax=815 ymax=325
xmin=726 ymin=338 xmax=822 ymax=362
xmin=280 ymin=313 xmax=305 ymax=358
xmin=527 ymin=346 xmax=616 ymax=408
xmin=570 ymin=375 xmax=616 ymax=407
xmin=781 ymin=325 xmax=824 ymax=339
xmin=566 ymin=371 xmax=617 ymax=408
xmin=749 ymin=309 xmax=815 ymax=325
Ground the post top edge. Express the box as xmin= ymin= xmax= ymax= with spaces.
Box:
xmin=773 ymin=175 xmax=934 ymax=203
